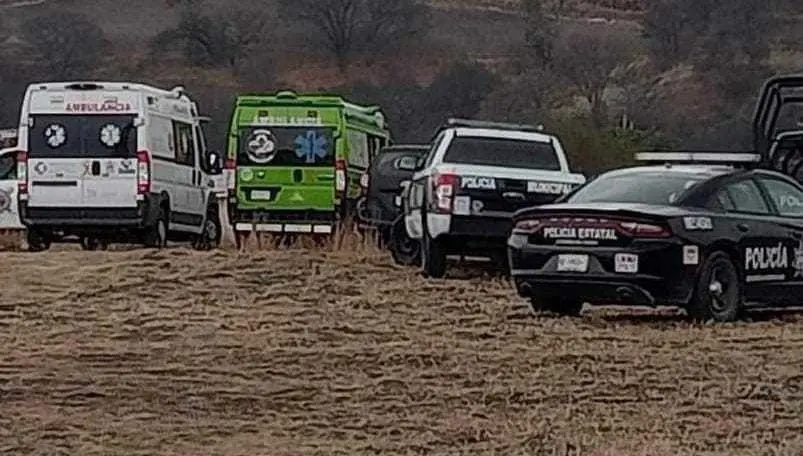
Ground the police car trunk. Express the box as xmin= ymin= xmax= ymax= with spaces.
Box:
xmin=19 ymin=84 xmax=143 ymax=227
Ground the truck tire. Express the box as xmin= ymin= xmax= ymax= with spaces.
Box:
xmin=144 ymin=208 xmax=167 ymax=248
xmin=389 ymin=218 xmax=420 ymax=266
xmin=422 ymin=232 xmax=447 ymax=278
xmin=26 ymin=230 xmax=51 ymax=252
xmin=193 ymin=204 xmax=221 ymax=251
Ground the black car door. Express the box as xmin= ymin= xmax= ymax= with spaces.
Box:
xmin=365 ymin=151 xmax=424 ymax=224
xmin=709 ymin=177 xmax=792 ymax=305
xmin=753 ymin=175 xmax=803 ymax=305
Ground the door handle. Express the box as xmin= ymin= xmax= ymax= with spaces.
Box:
xmin=737 ymin=223 xmax=750 ymax=232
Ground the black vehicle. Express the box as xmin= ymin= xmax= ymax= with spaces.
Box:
xmin=509 ymin=74 xmax=803 ymax=322
xmin=356 ymin=144 xmax=429 ymax=265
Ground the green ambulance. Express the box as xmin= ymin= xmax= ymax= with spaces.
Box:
xmin=224 ymin=90 xmax=391 ymax=237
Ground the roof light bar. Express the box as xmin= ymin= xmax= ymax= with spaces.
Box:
xmin=634 ymin=152 xmax=762 ymax=164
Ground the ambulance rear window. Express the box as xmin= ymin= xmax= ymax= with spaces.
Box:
xmin=28 ymin=114 xmax=137 ymax=159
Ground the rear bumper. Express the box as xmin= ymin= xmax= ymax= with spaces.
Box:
xmin=19 ymin=198 xmax=156 ymax=229
xmin=229 ymin=207 xmax=337 ymax=234
xmin=449 ymin=215 xmax=511 ymax=238
xmin=233 ymin=222 xmax=333 ymax=234
xmin=508 ymin=236 xmax=697 ymax=306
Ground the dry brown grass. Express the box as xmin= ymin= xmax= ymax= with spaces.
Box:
xmin=1 ymin=239 xmax=803 ymax=455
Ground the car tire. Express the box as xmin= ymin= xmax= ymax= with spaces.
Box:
xmin=389 ymin=219 xmax=420 ymax=266
xmin=144 ymin=208 xmax=168 ymax=249
xmin=530 ymin=298 xmax=584 ymax=317
xmin=687 ymin=251 xmax=742 ymax=323
xmin=26 ymin=230 xmax=51 ymax=252
xmin=422 ymin=231 xmax=447 ymax=278
xmin=193 ymin=205 xmax=221 ymax=251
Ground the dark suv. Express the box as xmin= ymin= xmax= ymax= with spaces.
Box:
xmin=357 ymin=144 xmax=429 ymax=265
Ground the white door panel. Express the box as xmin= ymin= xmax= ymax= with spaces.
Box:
xmin=28 ymin=158 xmax=84 ymax=207
xmin=0 ymin=181 xmax=22 ymax=229
xmin=82 ymin=158 xmax=138 ymax=207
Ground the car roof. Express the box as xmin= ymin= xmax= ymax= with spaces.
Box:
xmin=380 ymin=144 xmax=429 ymax=153
xmin=599 ymin=164 xmax=803 ymax=188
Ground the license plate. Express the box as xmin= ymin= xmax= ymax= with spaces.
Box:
xmin=556 ymin=254 xmax=589 ymax=272
xmin=614 ymin=253 xmax=638 ymax=273
xmin=251 ymin=190 xmax=272 ymax=200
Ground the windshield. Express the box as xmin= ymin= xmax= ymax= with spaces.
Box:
xmin=566 ymin=172 xmax=706 ymax=205
xmin=442 ymin=136 xmax=561 ymax=170
xmin=28 ymin=114 xmax=137 ymax=159
xmin=237 ymin=126 xmax=336 ymax=166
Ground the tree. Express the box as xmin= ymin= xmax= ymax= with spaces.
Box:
xmin=279 ymin=0 xmax=430 ymax=71
xmin=153 ymin=0 xmax=269 ymax=69
xmin=552 ymin=26 xmax=638 ymax=127
xmin=522 ymin=0 xmax=576 ymax=63
xmin=643 ymin=0 xmax=778 ymax=92
xmin=21 ymin=12 xmax=106 ymax=80
xmin=642 ymin=0 xmax=695 ymax=68
xmin=689 ymin=0 xmax=777 ymax=98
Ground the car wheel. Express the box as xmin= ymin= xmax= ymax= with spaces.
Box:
xmin=422 ymin=232 xmax=447 ymax=278
xmin=193 ymin=206 xmax=221 ymax=251
xmin=26 ymin=230 xmax=51 ymax=252
xmin=687 ymin=251 xmax=742 ymax=322
xmin=144 ymin=208 xmax=168 ymax=248
xmin=389 ymin=219 xmax=420 ymax=266
xmin=530 ymin=298 xmax=584 ymax=317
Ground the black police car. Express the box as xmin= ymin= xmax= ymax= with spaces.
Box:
xmin=356 ymin=144 xmax=429 ymax=265
xmin=508 ymin=151 xmax=803 ymax=322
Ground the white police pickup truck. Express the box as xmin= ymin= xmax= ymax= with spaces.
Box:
xmin=401 ymin=118 xmax=586 ymax=278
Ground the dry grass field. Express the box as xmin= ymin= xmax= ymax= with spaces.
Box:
xmin=1 ymin=233 xmax=803 ymax=455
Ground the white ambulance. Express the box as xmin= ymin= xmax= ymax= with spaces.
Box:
xmin=16 ymin=81 xmax=224 ymax=251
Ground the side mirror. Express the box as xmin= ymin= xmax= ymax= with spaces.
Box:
xmin=204 ymin=150 xmax=223 ymax=174
xmin=395 ymin=156 xmax=418 ymax=171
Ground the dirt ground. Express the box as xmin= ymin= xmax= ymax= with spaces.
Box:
xmin=1 ymin=242 xmax=803 ymax=456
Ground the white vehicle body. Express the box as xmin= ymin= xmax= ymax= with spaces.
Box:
xmin=0 ymin=146 xmax=23 ymax=230
xmin=16 ymin=81 xmax=223 ymax=248
xmin=402 ymin=121 xmax=586 ymax=276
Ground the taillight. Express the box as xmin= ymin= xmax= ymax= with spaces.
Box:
xmin=359 ymin=172 xmax=369 ymax=196
xmin=432 ymin=172 xmax=458 ymax=213
xmin=335 ymin=158 xmax=346 ymax=193
xmin=513 ymin=219 xmax=542 ymax=233
xmin=618 ymin=221 xmax=671 ymax=238
xmin=225 ymin=157 xmax=236 ymax=190
xmin=16 ymin=150 xmax=27 ymax=194
xmin=136 ymin=150 xmax=151 ymax=194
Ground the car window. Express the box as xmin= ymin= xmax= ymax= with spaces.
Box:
xmin=759 ymin=178 xmax=803 ymax=216
xmin=723 ymin=180 xmax=771 ymax=214
xmin=423 ymin=132 xmax=446 ymax=169
xmin=709 ymin=188 xmax=736 ymax=211
xmin=442 ymin=135 xmax=561 ymax=171
xmin=565 ymin=172 xmax=705 ymax=205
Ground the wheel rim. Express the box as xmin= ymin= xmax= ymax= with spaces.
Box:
xmin=708 ymin=264 xmax=733 ymax=312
